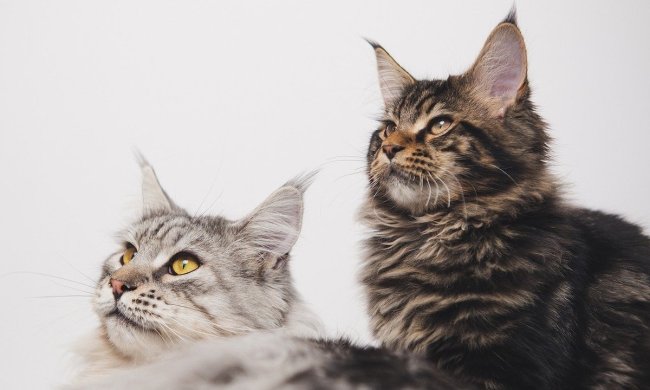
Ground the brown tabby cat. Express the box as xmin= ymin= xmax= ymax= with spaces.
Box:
xmin=361 ymin=11 xmax=650 ymax=390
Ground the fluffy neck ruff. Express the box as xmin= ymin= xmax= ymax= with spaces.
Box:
xmin=70 ymin=295 xmax=323 ymax=385
xmin=359 ymin=170 xmax=564 ymax=353
xmin=363 ymin=170 xmax=559 ymax=243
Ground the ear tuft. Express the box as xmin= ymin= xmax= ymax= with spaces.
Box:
xmin=503 ymin=4 xmax=518 ymax=25
xmin=367 ymin=40 xmax=415 ymax=107
xmin=134 ymin=150 xmax=177 ymax=215
xmin=283 ymin=170 xmax=318 ymax=194
xmin=468 ymin=20 xmax=527 ymax=114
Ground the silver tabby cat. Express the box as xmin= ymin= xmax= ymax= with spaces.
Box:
xmin=70 ymin=156 xmax=323 ymax=384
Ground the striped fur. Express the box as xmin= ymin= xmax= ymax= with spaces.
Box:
xmin=362 ymin=13 xmax=650 ymax=390
xmin=72 ymin=163 xmax=323 ymax=384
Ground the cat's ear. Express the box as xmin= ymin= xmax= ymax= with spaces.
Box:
xmin=466 ymin=14 xmax=527 ymax=117
xmin=368 ymin=40 xmax=415 ymax=107
xmin=135 ymin=152 xmax=177 ymax=215
xmin=238 ymin=172 xmax=315 ymax=263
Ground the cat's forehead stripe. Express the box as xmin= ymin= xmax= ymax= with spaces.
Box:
xmin=155 ymin=220 xmax=192 ymax=240
xmin=132 ymin=216 xmax=190 ymax=244
xmin=393 ymin=81 xmax=446 ymax=122
xmin=415 ymin=93 xmax=436 ymax=114
xmin=166 ymin=227 xmax=191 ymax=247
xmin=145 ymin=220 xmax=168 ymax=239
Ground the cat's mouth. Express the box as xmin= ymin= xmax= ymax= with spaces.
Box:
xmin=107 ymin=308 xmax=152 ymax=331
xmin=386 ymin=165 xmax=420 ymax=185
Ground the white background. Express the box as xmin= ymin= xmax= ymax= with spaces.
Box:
xmin=1 ymin=1 xmax=649 ymax=388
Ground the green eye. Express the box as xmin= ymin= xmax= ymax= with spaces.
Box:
xmin=120 ymin=244 xmax=137 ymax=265
xmin=168 ymin=253 xmax=200 ymax=275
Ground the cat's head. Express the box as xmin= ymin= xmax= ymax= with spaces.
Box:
xmin=93 ymin=157 xmax=317 ymax=360
xmin=366 ymin=12 xmax=551 ymax=216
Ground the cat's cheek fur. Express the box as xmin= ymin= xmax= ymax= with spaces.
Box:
xmin=93 ymin=276 xmax=116 ymax=317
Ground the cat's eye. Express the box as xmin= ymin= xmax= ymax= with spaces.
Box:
xmin=169 ymin=253 xmax=200 ymax=275
xmin=430 ymin=116 xmax=454 ymax=136
xmin=382 ymin=121 xmax=397 ymax=138
xmin=120 ymin=244 xmax=137 ymax=265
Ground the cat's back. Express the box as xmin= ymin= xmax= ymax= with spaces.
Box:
xmin=68 ymin=332 xmax=477 ymax=390
xmin=567 ymin=208 xmax=650 ymax=388
xmin=569 ymin=207 xmax=650 ymax=284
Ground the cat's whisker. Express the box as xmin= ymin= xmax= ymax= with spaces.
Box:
xmin=2 ymin=271 xmax=96 ymax=290
xmin=430 ymin=172 xmax=450 ymax=208
xmin=157 ymin=320 xmax=189 ymax=343
xmin=195 ymin=188 xmax=225 ymax=219
xmin=488 ymin=164 xmax=518 ymax=186
xmin=193 ymin=169 xmax=222 ymax=218
xmin=322 ymin=157 xmax=366 ymax=164
xmin=152 ymin=327 xmax=173 ymax=348
xmin=48 ymin=280 xmax=96 ymax=295
xmin=62 ymin=259 xmax=97 ymax=284
xmin=427 ymin=173 xmax=441 ymax=207
xmin=164 ymin=316 xmax=225 ymax=338
xmin=315 ymin=158 xmax=366 ymax=172
xmin=332 ymin=168 xmax=367 ymax=184
xmin=164 ymin=302 xmax=223 ymax=325
xmin=439 ymin=168 xmax=468 ymax=222
xmin=164 ymin=315 xmax=234 ymax=340
xmin=26 ymin=294 xmax=93 ymax=299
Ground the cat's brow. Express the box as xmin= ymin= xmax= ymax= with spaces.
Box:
xmin=156 ymin=218 xmax=192 ymax=240
xmin=145 ymin=220 xmax=168 ymax=238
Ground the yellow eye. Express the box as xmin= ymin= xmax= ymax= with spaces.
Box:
xmin=169 ymin=253 xmax=200 ymax=275
xmin=430 ymin=116 xmax=453 ymax=135
xmin=121 ymin=244 xmax=137 ymax=265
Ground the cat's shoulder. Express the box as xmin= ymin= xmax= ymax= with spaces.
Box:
xmin=569 ymin=208 xmax=646 ymax=238
xmin=564 ymin=207 xmax=650 ymax=279
xmin=568 ymin=207 xmax=650 ymax=251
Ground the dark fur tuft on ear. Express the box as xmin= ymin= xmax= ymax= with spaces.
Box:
xmin=502 ymin=4 xmax=518 ymax=25
xmin=364 ymin=38 xmax=382 ymax=51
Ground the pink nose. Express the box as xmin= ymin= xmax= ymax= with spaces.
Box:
xmin=110 ymin=278 xmax=135 ymax=299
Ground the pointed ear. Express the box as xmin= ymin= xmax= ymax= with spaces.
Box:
xmin=135 ymin=152 xmax=177 ymax=215
xmin=368 ymin=41 xmax=415 ymax=107
xmin=467 ymin=20 xmax=527 ymax=116
xmin=238 ymin=183 xmax=306 ymax=262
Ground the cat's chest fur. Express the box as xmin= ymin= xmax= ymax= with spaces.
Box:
xmin=360 ymin=204 xmax=572 ymax=363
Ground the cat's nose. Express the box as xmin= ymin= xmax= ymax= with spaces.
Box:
xmin=382 ymin=144 xmax=405 ymax=160
xmin=110 ymin=278 xmax=137 ymax=300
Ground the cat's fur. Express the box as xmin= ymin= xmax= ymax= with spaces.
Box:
xmin=69 ymin=332 xmax=476 ymax=390
xmin=70 ymin=158 xmax=475 ymax=390
xmin=362 ymin=11 xmax=650 ymax=390
xmin=72 ymin=157 xmax=323 ymax=384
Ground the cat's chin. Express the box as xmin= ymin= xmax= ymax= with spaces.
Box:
xmin=104 ymin=313 xmax=172 ymax=360
xmin=383 ymin=175 xmax=443 ymax=215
